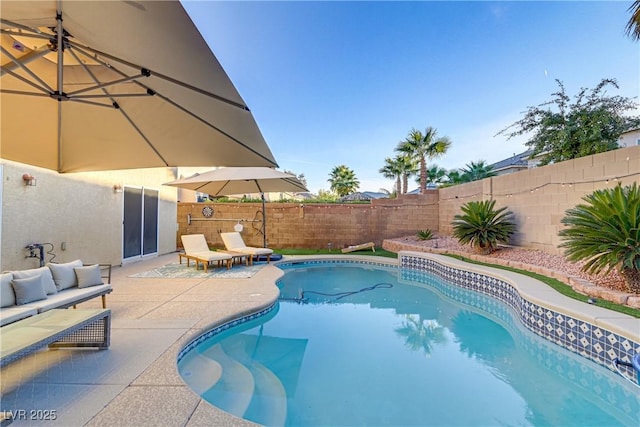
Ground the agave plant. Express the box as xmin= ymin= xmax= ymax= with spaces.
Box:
xmin=452 ymin=200 xmax=516 ymax=254
xmin=559 ymin=183 xmax=640 ymax=293
xmin=417 ymin=229 xmax=433 ymax=241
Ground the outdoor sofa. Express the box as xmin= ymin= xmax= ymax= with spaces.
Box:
xmin=0 ymin=260 xmax=112 ymax=326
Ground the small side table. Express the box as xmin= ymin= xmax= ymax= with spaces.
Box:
xmin=219 ymin=250 xmax=252 ymax=266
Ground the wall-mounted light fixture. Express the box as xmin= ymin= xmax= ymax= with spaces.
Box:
xmin=22 ymin=173 xmax=36 ymax=186
xmin=113 ymin=184 xmax=123 ymax=193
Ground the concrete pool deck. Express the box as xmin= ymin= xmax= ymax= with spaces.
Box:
xmin=1 ymin=253 xmax=284 ymax=427
xmin=1 ymin=252 xmax=638 ymax=426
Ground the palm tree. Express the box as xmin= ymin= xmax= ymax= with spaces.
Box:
xmin=626 ymin=1 xmax=640 ymax=41
xmin=445 ymin=169 xmax=467 ymax=186
xmin=328 ymin=165 xmax=359 ymax=197
xmin=379 ymin=157 xmax=403 ymax=196
xmin=394 ymin=314 xmax=447 ymax=357
xmin=425 ymin=165 xmax=448 ymax=187
xmin=398 ymin=154 xmax=419 ymax=194
xmin=460 ymin=160 xmax=496 ymax=182
xmin=396 ymin=127 xmax=451 ymax=194
xmin=559 ymin=183 xmax=640 ymax=293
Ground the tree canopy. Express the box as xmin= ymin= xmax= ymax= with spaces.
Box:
xmin=497 ymin=78 xmax=640 ymax=166
xmin=328 ymin=164 xmax=359 ymax=197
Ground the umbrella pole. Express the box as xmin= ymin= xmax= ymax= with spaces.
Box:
xmin=261 ymin=192 xmax=267 ymax=248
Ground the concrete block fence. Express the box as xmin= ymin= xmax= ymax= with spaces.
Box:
xmin=177 ymin=146 xmax=639 ymax=256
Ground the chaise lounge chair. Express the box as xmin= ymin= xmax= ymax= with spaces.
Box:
xmin=180 ymin=234 xmax=233 ymax=272
xmin=220 ymin=232 xmax=273 ymax=264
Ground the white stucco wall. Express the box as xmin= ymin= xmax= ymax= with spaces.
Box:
xmin=0 ymin=160 xmax=179 ymax=270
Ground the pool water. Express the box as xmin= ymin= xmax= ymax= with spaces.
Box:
xmin=178 ymin=262 xmax=640 ymax=426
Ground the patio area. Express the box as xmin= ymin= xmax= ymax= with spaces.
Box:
xmin=0 ymin=253 xmax=282 ymax=426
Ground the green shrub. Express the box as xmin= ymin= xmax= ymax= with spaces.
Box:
xmin=452 ymin=200 xmax=516 ymax=254
xmin=559 ymin=183 xmax=640 ymax=293
xmin=417 ymin=229 xmax=433 ymax=240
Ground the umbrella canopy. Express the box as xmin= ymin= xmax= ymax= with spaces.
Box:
xmin=164 ymin=167 xmax=308 ymax=196
xmin=0 ymin=1 xmax=277 ymax=172
xmin=164 ymin=167 xmax=308 ymax=247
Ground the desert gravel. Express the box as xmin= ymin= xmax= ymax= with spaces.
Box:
xmin=388 ymin=235 xmax=630 ymax=293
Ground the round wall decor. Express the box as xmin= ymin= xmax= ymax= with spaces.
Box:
xmin=202 ymin=206 xmax=214 ymax=217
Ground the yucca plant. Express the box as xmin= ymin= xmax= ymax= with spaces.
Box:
xmin=417 ymin=229 xmax=433 ymax=240
xmin=559 ymin=183 xmax=640 ymax=293
xmin=452 ymin=200 xmax=516 ymax=254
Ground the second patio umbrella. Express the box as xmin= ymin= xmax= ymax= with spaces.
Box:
xmin=164 ymin=167 xmax=308 ymax=247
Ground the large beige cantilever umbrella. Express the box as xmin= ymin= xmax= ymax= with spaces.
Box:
xmin=0 ymin=0 xmax=277 ymax=172
xmin=164 ymin=167 xmax=308 ymax=247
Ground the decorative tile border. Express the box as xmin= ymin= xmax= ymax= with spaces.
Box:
xmin=400 ymin=254 xmax=640 ymax=382
xmin=398 ymin=269 xmax=639 ymax=417
xmin=177 ymin=304 xmax=277 ymax=363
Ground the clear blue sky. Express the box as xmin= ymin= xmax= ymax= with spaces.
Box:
xmin=182 ymin=1 xmax=639 ymax=194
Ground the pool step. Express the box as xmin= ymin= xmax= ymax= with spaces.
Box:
xmin=178 ymin=350 xmax=222 ymax=395
xmin=200 ymin=344 xmax=255 ymax=416
xmin=244 ymin=361 xmax=287 ymax=426
xmin=221 ymin=335 xmax=288 ymax=425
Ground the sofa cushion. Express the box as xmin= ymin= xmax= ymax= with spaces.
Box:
xmin=34 ymin=284 xmax=112 ymax=312
xmin=47 ymin=260 xmax=83 ymax=290
xmin=0 ymin=305 xmax=38 ymax=326
xmin=12 ymin=267 xmax=57 ymax=295
xmin=1 ymin=272 xmax=16 ymax=307
xmin=11 ymin=275 xmax=48 ymax=305
xmin=75 ymin=265 xmax=103 ymax=288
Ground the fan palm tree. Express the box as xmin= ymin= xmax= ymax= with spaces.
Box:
xmin=626 ymin=1 xmax=640 ymax=41
xmin=452 ymin=200 xmax=516 ymax=254
xmin=379 ymin=157 xmax=402 ymax=196
xmin=460 ymin=160 xmax=496 ymax=182
xmin=425 ymin=165 xmax=448 ymax=187
xmin=559 ymin=183 xmax=640 ymax=293
xmin=328 ymin=165 xmax=359 ymax=197
xmin=396 ymin=127 xmax=451 ymax=194
xmin=445 ymin=169 xmax=467 ymax=186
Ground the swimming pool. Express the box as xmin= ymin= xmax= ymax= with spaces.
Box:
xmin=178 ymin=257 xmax=640 ymax=426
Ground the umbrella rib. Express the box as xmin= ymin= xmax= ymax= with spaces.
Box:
xmin=66 ymin=73 xmax=148 ymax=97
xmin=118 ymin=108 xmax=170 ymax=166
xmin=0 ymin=46 xmax=54 ymax=93
xmin=153 ymin=91 xmax=278 ymax=167
xmin=68 ymin=41 xmax=250 ymax=111
xmin=71 ymin=45 xmax=277 ymax=167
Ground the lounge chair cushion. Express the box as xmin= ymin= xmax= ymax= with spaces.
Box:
xmin=75 ymin=265 xmax=104 ymax=288
xmin=11 ymin=275 xmax=48 ymax=305
xmin=220 ymin=232 xmax=273 ymax=256
xmin=188 ymin=251 xmax=233 ymax=262
xmin=12 ymin=267 xmax=57 ymax=295
xmin=1 ymin=272 xmax=16 ymax=307
xmin=47 ymin=260 xmax=83 ymax=290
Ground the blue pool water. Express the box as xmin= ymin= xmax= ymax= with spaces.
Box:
xmin=178 ymin=262 xmax=640 ymax=426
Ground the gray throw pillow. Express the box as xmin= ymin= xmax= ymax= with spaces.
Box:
xmin=12 ymin=267 xmax=57 ymax=295
xmin=47 ymin=260 xmax=83 ymax=290
xmin=11 ymin=275 xmax=48 ymax=305
xmin=75 ymin=265 xmax=103 ymax=288
xmin=0 ymin=272 xmax=16 ymax=307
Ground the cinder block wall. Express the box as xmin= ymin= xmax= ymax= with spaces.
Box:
xmin=177 ymin=146 xmax=639 ymax=253
xmin=439 ymin=146 xmax=640 ymax=254
xmin=177 ymin=192 xmax=439 ymax=250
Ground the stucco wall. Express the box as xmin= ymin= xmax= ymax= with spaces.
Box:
xmin=1 ymin=160 xmax=178 ymax=270
xmin=177 ymin=192 xmax=439 ymax=250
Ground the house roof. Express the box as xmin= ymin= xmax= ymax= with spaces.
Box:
xmin=341 ymin=191 xmax=389 ymax=201
xmin=490 ymin=149 xmax=536 ymax=171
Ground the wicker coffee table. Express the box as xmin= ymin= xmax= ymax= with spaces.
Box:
xmin=0 ymin=308 xmax=111 ymax=367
